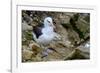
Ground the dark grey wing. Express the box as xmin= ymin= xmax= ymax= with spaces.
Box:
xmin=33 ymin=26 xmax=43 ymax=39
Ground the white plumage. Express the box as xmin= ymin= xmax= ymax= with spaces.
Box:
xmin=32 ymin=17 xmax=58 ymax=46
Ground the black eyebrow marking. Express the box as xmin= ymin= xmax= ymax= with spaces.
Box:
xmin=47 ymin=20 xmax=50 ymax=23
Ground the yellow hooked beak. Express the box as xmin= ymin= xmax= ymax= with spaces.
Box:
xmin=50 ymin=23 xmax=56 ymax=29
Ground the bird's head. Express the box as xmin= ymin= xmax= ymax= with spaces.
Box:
xmin=44 ymin=17 xmax=55 ymax=29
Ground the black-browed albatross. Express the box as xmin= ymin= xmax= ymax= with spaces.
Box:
xmin=32 ymin=17 xmax=60 ymax=57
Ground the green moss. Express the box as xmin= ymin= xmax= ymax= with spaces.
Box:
xmin=84 ymin=15 xmax=90 ymax=23
xmin=22 ymin=31 xmax=33 ymax=45
xmin=70 ymin=18 xmax=84 ymax=39
xmin=25 ymin=31 xmax=33 ymax=40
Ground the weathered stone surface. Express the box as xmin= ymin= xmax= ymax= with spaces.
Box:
xmin=22 ymin=22 xmax=33 ymax=31
xmin=22 ymin=49 xmax=33 ymax=62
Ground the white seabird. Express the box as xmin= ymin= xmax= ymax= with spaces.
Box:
xmin=32 ymin=17 xmax=60 ymax=57
xmin=32 ymin=17 xmax=59 ymax=45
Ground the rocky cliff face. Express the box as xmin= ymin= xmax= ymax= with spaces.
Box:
xmin=22 ymin=10 xmax=90 ymax=62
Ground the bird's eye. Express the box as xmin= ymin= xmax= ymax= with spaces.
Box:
xmin=47 ymin=20 xmax=50 ymax=23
